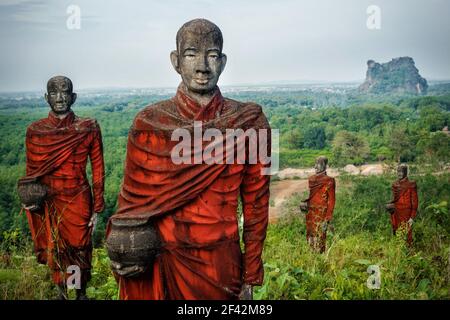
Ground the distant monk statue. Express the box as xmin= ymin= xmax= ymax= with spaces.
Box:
xmin=386 ymin=164 xmax=418 ymax=245
xmin=106 ymin=19 xmax=271 ymax=300
xmin=18 ymin=76 xmax=105 ymax=300
xmin=300 ymin=156 xmax=336 ymax=253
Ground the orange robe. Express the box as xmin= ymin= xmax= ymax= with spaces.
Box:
xmin=108 ymin=86 xmax=271 ymax=300
xmin=23 ymin=110 xmax=105 ymax=285
xmin=390 ymin=178 xmax=418 ymax=245
xmin=305 ymin=172 xmax=335 ymax=253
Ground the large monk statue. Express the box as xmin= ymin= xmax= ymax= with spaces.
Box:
xmin=18 ymin=76 xmax=105 ymax=300
xmin=386 ymin=164 xmax=418 ymax=245
xmin=106 ymin=19 xmax=271 ymax=300
xmin=300 ymin=156 xmax=336 ymax=253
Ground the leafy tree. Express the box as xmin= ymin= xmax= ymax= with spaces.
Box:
xmin=303 ymin=125 xmax=326 ymax=149
xmin=332 ymin=131 xmax=370 ymax=166
xmin=418 ymin=105 xmax=448 ymax=132
xmin=285 ymin=128 xmax=304 ymax=149
xmin=387 ymin=125 xmax=416 ymax=162
xmin=417 ymin=131 xmax=450 ymax=166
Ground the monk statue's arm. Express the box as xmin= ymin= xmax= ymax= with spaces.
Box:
xmin=25 ymin=129 xmax=32 ymax=176
xmin=241 ymin=117 xmax=271 ymax=290
xmin=411 ymin=183 xmax=419 ymax=219
xmin=325 ymin=179 xmax=336 ymax=222
xmin=240 ymin=162 xmax=270 ymax=287
xmin=21 ymin=129 xmax=39 ymax=211
xmin=386 ymin=184 xmax=397 ymax=213
xmin=299 ymin=197 xmax=309 ymax=212
xmin=89 ymin=122 xmax=105 ymax=214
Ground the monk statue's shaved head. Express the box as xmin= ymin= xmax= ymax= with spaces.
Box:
xmin=45 ymin=75 xmax=77 ymax=116
xmin=176 ymin=18 xmax=223 ymax=53
xmin=47 ymin=76 xmax=73 ymax=93
xmin=397 ymin=163 xmax=408 ymax=179
xmin=170 ymin=18 xmax=227 ymax=102
xmin=317 ymin=156 xmax=328 ymax=166
xmin=314 ymin=156 xmax=328 ymax=174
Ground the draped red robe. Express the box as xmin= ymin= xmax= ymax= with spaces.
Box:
xmin=304 ymin=172 xmax=336 ymax=252
xmin=390 ymin=178 xmax=418 ymax=245
xmin=23 ymin=110 xmax=105 ymax=285
xmin=108 ymin=85 xmax=271 ymax=300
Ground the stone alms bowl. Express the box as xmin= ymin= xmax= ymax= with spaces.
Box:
xmin=106 ymin=218 xmax=161 ymax=268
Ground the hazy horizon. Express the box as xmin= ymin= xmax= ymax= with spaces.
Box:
xmin=1 ymin=0 xmax=450 ymax=92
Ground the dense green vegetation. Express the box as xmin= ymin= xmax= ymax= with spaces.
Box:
xmin=0 ymin=85 xmax=449 ymax=299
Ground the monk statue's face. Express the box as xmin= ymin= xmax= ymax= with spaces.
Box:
xmin=314 ymin=157 xmax=328 ymax=174
xmin=171 ymin=27 xmax=227 ymax=95
xmin=397 ymin=165 xmax=407 ymax=179
xmin=45 ymin=76 xmax=77 ymax=115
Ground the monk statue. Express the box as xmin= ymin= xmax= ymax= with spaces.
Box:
xmin=18 ymin=76 xmax=105 ymax=300
xmin=299 ymin=156 xmax=336 ymax=253
xmin=106 ymin=18 xmax=271 ymax=300
xmin=386 ymin=164 xmax=418 ymax=245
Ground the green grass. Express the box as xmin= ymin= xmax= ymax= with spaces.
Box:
xmin=257 ymin=214 xmax=449 ymax=299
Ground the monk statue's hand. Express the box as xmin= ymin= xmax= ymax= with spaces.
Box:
xmin=328 ymin=222 xmax=335 ymax=233
xmin=321 ymin=221 xmax=329 ymax=232
xmin=110 ymin=261 xmax=146 ymax=278
xmin=88 ymin=212 xmax=98 ymax=235
xmin=239 ymin=284 xmax=253 ymax=300
xmin=386 ymin=203 xmax=395 ymax=213
xmin=22 ymin=203 xmax=40 ymax=212
xmin=300 ymin=201 xmax=308 ymax=212
xmin=408 ymin=218 xmax=414 ymax=226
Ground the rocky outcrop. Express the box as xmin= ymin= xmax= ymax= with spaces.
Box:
xmin=360 ymin=164 xmax=384 ymax=176
xmin=359 ymin=57 xmax=428 ymax=95
xmin=275 ymin=164 xmax=386 ymax=180
xmin=343 ymin=164 xmax=360 ymax=175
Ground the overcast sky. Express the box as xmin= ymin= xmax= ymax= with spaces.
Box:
xmin=0 ymin=0 xmax=449 ymax=92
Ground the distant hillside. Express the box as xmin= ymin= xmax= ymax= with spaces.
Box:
xmin=359 ymin=57 xmax=428 ymax=95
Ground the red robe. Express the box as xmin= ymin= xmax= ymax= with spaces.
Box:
xmin=390 ymin=178 xmax=418 ymax=245
xmin=23 ymin=110 xmax=105 ymax=285
xmin=305 ymin=172 xmax=336 ymax=253
xmin=108 ymin=85 xmax=271 ymax=300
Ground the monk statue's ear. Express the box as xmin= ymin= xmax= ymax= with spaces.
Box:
xmin=71 ymin=92 xmax=77 ymax=105
xmin=170 ymin=50 xmax=180 ymax=74
xmin=44 ymin=93 xmax=49 ymax=104
xmin=220 ymin=53 xmax=227 ymax=74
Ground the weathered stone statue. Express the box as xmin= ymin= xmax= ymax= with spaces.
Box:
xmin=18 ymin=76 xmax=105 ymax=299
xmin=300 ymin=156 xmax=336 ymax=253
xmin=106 ymin=18 xmax=271 ymax=300
xmin=386 ymin=164 xmax=418 ymax=245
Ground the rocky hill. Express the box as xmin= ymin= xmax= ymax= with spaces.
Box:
xmin=359 ymin=57 xmax=428 ymax=95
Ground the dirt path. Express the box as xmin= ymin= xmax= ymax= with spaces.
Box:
xmin=269 ymin=179 xmax=308 ymax=223
xmin=269 ymin=178 xmax=342 ymax=223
